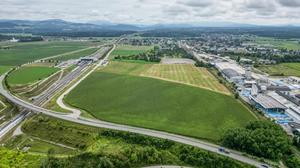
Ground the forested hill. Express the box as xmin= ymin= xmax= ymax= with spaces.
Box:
xmin=1 ymin=19 xmax=300 ymax=38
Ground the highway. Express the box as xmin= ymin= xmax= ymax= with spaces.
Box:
xmin=0 ymin=44 xmax=269 ymax=168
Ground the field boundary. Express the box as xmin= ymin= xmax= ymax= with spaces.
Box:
xmin=139 ymin=64 xmax=231 ymax=96
xmin=140 ymin=74 xmax=231 ymax=96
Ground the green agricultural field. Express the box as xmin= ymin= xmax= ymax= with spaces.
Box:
xmin=254 ymin=37 xmax=300 ymax=50
xmin=7 ymin=66 xmax=60 ymax=85
xmin=97 ymin=61 xmax=153 ymax=75
xmin=51 ymin=47 xmax=99 ymax=61
xmin=65 ymin=62 xmax=256 ymax=141
xmin=111 ymin=45 xmax=153 ymax=57
xmin=0 ymin=41 xmax=95 ymax=66
xmin=142 ymin=64 xmax=230 ymax=95
xmin=258 ymin=63 xmax=300 ymax=77
xmin=0 ymin=66 xmax=12 ymax=75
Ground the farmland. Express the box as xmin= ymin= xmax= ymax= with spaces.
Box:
xmin=65 ymin=62 xmax=256 ymax=141
xmin=111 ymin=45 xmax=153 ymax=57
xmin=258 ymin=63 xmax=300 ymax=77
xmin=7 ymin=66 xmax=60 ymax=85
xmin=0 ymin=41 xmax=95 ymax=66
xmin=50 ymin=47 xmax=99 ymax=61
xmin=254 ymin=37 xmax=300 ymax=50
xmin=141 ymin=64 xmax=230 ymax=94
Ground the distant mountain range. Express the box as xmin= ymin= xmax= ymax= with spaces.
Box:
xmin=0 ymin=19 xmax=299 ymax=38
xmin=0 ymin=19 xmax=143 ymax=34
xmin=1 ymin=19 xmax=298 ymax=33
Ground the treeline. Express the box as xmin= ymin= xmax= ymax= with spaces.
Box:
xmin=42 ymin=146 xmax=254 ymax=168
xmin=35 ymin=31 xmax=135 ymax=37
xmin=114 ymin=46 xmax=161 ymax=62
xmin=41 ymin=129 xmax=254 ymax=168
xmin=42 ymin=147 xmax=177 ymax=168
xmin=100 ymin=130 xmax=175 ymax=150
xmin=160 ymin=46 xmax=193 ymax=59
xmin=0 ymin=34 xmax=43 ymax=42
xmin=224 ymin=51 xmax=300 ymax=64
xmin=100 ymin=130 xmax=252 ymax=168
xmin=221 ymin=121 xmax=300 ymax=167
xmin=114 ymin=45 xmax=192 ymax=62
xmin=141 ymin=27 xmax=300 ymax=39
xmin=222 ymin=121 xmax=291 ymax=160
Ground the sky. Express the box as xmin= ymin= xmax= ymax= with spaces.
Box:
xmin=1 ymin=0 xmax=300 ymax=25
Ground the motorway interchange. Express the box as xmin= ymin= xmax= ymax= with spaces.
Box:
xmin=0 ymin=43 xmax=270 ymax=168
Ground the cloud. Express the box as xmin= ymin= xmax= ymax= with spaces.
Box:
xmin=276 ymin=0 xmax=300 ymax=7
xmin=0 ymin=0 xmax=299 ymax=25
xmin=164 ymin=5 xmax=189 ymax=16
xmin=178 ymin=0 xmax=213 ymax=7
xmin=243 ymin=0 xmax=277 ymax=16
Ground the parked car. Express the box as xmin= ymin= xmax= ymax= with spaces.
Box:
xmin=218 ymin=147 xmax=230 ymax=154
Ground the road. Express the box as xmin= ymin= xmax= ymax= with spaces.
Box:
xmin=0 ymin=44 xmax=269 ymax=168
xmin=56 ymin=45 xmax=114 ymax=118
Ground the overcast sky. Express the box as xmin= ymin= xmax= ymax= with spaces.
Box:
xmin=1 ymin=0 xmax=300 ymax=25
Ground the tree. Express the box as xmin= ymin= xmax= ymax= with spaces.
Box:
xmin=236 ymin=55 xmax=241 ymax=63
xmin=221 ymin=121 xmax=291 ymax=160
xmin=234 ymin=92 xmax=239 ymax=99
xmin=97 ymin=157 xmax=114 ymax=168
xmin=285 ymin=155 xmax=300 ymax=168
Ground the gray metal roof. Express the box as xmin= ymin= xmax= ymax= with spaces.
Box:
xmin=250 ymin=94 xmax=286 ymax=110
xmin=267 ymin=85 xmax=291 ymax=92
xmin=221 ymin=68 xmax=241 ymax=78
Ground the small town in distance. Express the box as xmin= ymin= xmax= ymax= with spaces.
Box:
xmin=1 ymin=0 xmax=300 ymax=168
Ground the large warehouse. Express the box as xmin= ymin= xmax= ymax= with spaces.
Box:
xmin=250 ymin=94 xmax=287 ymax=113
xmin=221 ymin=68 xmax=244 ymax=84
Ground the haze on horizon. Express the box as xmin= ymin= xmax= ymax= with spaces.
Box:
xmin=1 ymin=0 xmax=300 ymax=25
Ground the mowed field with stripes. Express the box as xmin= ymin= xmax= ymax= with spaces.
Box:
xmin=142 ymin=64 xmax=230 ymax=95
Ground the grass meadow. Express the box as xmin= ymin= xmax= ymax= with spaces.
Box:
xmin=258 ymin=63 xmax=300 ymax=77
xmin=7 ymin=66 xmax=60 ymax=85
xmin=111 ymin=45 xmax=153 ymax=57
xmin=254 ymin=37 xmax=300 ymax=50
xmin=0 ymin=66 xmax=12 ymax=75
xmin=0 ymin=41 xmax=94 ymax=66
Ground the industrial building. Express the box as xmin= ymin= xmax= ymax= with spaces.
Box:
xmin=221 ymin=68 xmax=244 ymax=84
xmin=250 ymin=94 xmax=287 ymax=113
